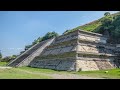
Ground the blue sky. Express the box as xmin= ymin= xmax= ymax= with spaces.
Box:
xmin=0 ymin=11 xmax=119 ymax=57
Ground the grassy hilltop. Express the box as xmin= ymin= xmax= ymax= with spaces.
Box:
xmin=66 ymin=12 xmax=120 ymax=32
xmin=64 ymin=11 xmax=120 ymax=43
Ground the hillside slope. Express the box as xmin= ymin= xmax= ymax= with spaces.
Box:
xmin=63 ymin=12 xmax=120 ymax=43
xmin=72 ymin=12 xmax=120 ymax=32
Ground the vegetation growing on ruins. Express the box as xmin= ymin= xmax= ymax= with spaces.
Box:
xmin=63 ymin=11 xmax=120 ymax=43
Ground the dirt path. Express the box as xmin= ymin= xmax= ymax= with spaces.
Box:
xmin=0 ymin=66 xmax=12 ymax=69
xmin=17 ymin=69 xmax=104 ymax=79
xmin=48 ymin=73 xmax=104 ymax=79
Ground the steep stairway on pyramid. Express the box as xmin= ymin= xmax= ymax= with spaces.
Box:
xmin=8 ymin=37 xmax=55 ymax=67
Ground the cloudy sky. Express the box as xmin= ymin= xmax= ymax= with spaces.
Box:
xmin=0 ymin=11 xmax=119 ymax=57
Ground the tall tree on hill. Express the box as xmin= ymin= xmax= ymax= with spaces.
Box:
xmin=42 ymin=31 xmax=59 ymax=41
xmin=94 ymin=12 xmax=120 ymax=43
xmin=110 ymin=15 xmax=120 ymax=43
xmin=96 ymin=12 xmax=114 ymax=37
xmin=104 ymin=12 xmax=110 ymax=17
xmin=102 ymin=19 xmax=113 ymax=37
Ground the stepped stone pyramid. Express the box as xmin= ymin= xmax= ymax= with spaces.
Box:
xmin=8 ymin=29 xmax=120 ymax=71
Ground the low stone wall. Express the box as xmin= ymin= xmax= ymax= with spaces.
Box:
xmin=77 ymin=43 xmax=116 ymax=55
xmin=29 ymin=58 xmax=76 ymax=71
xmin=54 ymin=30 xmax=78 ymax=44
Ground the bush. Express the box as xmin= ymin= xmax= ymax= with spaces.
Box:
xmin=1 ymin=55 xmax=17 ymax=62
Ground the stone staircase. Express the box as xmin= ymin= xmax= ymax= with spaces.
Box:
xmin=8 ymin=38 xmax=55 ymax=67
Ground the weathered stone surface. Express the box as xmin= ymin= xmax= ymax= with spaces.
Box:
xmin=76 ymin=59 xmax=114 ymax=71
xmin=77 ymin=44 xmax=115 ymax=55
xmin=76 ymin=60 xmax=99 ymax=71
xmin=29 ymin=59 xmax=76 ymax=71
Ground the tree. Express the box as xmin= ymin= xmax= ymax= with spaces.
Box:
xmin=11 ymin=55 xmax=17 ymax=59
xmin=94 ymin=12 xmax=120 ymax=43
xmin=1 ymin=55 xmax=17 ymax=62
xmin=20 ymin=50 xmax=25 ymax=54
xmin=0 ymin=51 xmax=2 ymax=61
xmin=63 ymin=30 xmax=69 ymax=34
xmin=32 ymin=39 xmax=38 ymax=46
xmin=112 ymin=15 xmax=120 ymax=39
xmin=2 ymin=56 xmax=12 ymax=62
xmin=25 ymin=45 xmax=32 ymax=51
xmin=37 ymin=37 xmax=42 ymax=42
xmin=42 ymin=31 xmax=59 ymax=41
xmin=99 ymin=12 xmax=114 ymax=36
xmin=104 ymin=12 xmax=110 ymax=17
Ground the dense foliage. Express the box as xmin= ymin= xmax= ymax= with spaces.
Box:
xmin=94 ymin=12 xmax=120 ymax=43
xmin=1 ymin=55 xmax=17 ymax=62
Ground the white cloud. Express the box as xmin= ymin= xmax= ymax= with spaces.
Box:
xmin=8 ymin=48 xmax=23 ymax=50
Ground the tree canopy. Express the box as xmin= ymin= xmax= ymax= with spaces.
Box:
xmin=94 ymin=12 xmax=120 ymax=43
xmin=104 ymin=12 xmax=110 ymax=17
xmin=23 ymin=31 xmax=59 ymax=53
xmin=1 ymin=55 xmax=17 ymax=62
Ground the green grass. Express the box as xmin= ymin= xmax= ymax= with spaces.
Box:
xmin=0 ymin=62 xmax=120 ymax=79
xmin=72 ymin=20 xmax=101 ymax=32
xmin=0 ymin=62 xmax=52 ymax=79
xmin=0 ymin=68 xmax=51 ymax=79
xmin=0 ymin=62 xmax=7 ymax=66
xmin=76 ymin=69 xmax=120 ymax=79
xmin=65 ymin=12 xmax=120 ymax=34
xmin=19 ymin=66 xmax=60 ymax=74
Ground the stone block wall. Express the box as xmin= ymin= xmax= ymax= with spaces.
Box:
xmin=78 ymin=30 xmax=107 ymax=44
xmin=77 ymin=44 xmax=116 ymax=55
xmin=76 ymin=60 xmax=99 ymax=71
xmin=76 ymin=59 xmax=114 ymax=71
xmin=29 ymin=58 xmax=76 ymax=71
